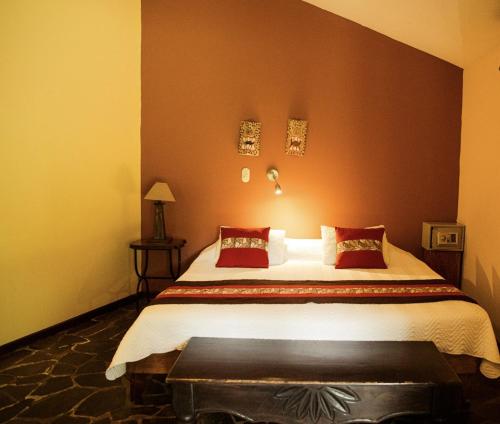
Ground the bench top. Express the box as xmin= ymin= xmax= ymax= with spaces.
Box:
xmin=166 ymin=338 xmax=461 ymax=386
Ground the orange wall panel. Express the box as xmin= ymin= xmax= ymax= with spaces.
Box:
xmin=141 ymin=0 xmax=462 ymax=266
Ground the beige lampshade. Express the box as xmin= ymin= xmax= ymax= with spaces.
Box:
xmin=144 ymin=182 xmax=176 ymax=202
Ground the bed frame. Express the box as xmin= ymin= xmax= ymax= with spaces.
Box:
xmin=125 ymin=350 xmax=479 ymax=403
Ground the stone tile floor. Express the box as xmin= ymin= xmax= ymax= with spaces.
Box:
xmin=0 ymin=303 xmax=499 ymax=423
xmin=0 ymin=304 xmax=176 ymax=423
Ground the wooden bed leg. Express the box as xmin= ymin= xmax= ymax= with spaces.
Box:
xmin=126 ymin=350 xmax=181 ymax=404
xmin=443 ymin=354 xmax=478 ymax=375
xmin=129 ymin=373 xmax=147 ymax=403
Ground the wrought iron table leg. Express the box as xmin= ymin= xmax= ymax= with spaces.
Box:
xmin=167 ymin=247 xmax=182 ymax=282
xmin=134 ymin=249 xmax=150 ymax=311
xmin=176 ymin=246 xmax=182 ymax=279
xmin=142 ymin=250 xmax=150 ymax=301
xmin=168 ymin=248 xmax=174 ymax=280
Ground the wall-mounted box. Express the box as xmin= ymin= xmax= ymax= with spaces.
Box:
xmin=422 ymin=222 xmax=465 ymax=251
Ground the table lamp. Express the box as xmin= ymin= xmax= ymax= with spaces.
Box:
xmin=144 ymin=182 xmax=176 ymax=241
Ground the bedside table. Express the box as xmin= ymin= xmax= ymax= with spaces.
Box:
xmin=130 ymin=238 xmax=186 ymax=309
xmin=422 ymin=249 xmax=463 ymax=288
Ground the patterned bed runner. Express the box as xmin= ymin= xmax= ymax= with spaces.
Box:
xmin=152 ymin=280 xmax=476 ymax=305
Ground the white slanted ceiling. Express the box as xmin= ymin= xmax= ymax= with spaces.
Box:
xmin=303 ymin=0 xmax=500 ymax=68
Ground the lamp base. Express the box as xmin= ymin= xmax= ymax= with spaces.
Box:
xmin=153 ymin=201 xmax=167 ymax=240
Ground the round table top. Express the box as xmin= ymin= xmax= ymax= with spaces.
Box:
xmin=129 ymin=238 xmax=186 ymax=250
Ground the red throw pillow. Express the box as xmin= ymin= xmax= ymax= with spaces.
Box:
xmin=335 ymin=227 xmax=387 ymax=269
xmin=216 ymin=227 xmax=270 ymax=268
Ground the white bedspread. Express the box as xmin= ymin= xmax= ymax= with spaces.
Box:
xmin=106 ymin=240 xmax=500 ymax=380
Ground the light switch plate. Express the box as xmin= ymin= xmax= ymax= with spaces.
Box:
xmin=241 ymin=167 xmax=250 ymax=183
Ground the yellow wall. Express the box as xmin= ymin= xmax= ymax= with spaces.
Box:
xmin=458 ymin=44 xmax=500 ymax=337
xmin=0 ymin=0 xmax=141 ymax=345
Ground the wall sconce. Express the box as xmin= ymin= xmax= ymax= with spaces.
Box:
xmin=266 ymin=168 xmax=282 ymax=195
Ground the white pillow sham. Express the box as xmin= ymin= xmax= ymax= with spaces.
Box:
xmin=268 ymin=229 xmax=287 ymax=266
xmin=213 ymin=227 xmax=287 ymax=266
xmin=285 ymin=238 xmax=323 ymax=261
xmin=320 ymin=225 xmax=390 ymax=266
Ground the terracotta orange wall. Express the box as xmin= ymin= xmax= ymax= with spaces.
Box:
xmin=141 ymin=0 xmax=462 ymax=266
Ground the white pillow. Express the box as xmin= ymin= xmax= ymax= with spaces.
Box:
xmin=320 ymin=225 xmax=390 ymax=266
xmin=213 ymin=227 xmax=287 ymax=266
xmin=286 ymin=238 xmax=323 ymax=261
xmin=320 ymin=225 xmax=337 ymax=265
xmin=268 ymin=229 xmax=287 ymax=266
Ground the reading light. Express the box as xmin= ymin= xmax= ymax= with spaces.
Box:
xmin=144 ymin=182 xmax=176 ymax=241
xmin=266 ymin=168 xmax=282 ymax=195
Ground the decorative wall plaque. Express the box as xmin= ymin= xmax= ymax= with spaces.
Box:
xmin=285 ymin=119 xmax=308 ymax=156
xmin=238 ymin=121 xmax=261 ymax=156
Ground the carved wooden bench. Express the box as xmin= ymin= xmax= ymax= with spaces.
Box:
xmin=166 ymin=338 xmax=467 ymax=423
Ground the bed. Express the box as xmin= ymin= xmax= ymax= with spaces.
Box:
xmin=106 ymin=238 xmax=500 ymax=381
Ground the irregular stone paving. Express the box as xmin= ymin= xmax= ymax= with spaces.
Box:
xmin=0 ymin=303 xmax=499 ymax=423
xmin=0 ymin=304 xmax=177 ymax=423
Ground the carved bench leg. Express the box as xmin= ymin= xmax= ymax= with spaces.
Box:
xmin=431 ymin=412 xmax=468 ymax=424
xmin=172 ymin=382 xmax=196 ymax=423
xmin=432 ymin=384 xmax=466 ymax=424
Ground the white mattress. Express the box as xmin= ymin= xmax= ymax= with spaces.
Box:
xmin=106 ymin=240 xmax=500 ymax=380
